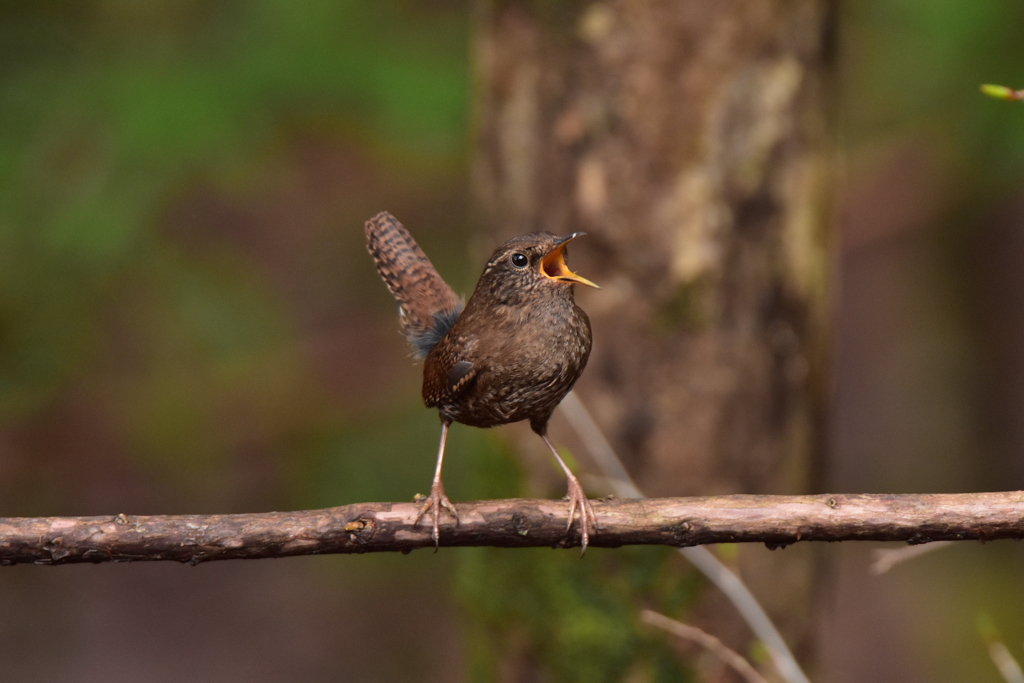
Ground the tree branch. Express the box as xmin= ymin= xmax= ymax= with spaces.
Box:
xmin=2 ymin=491 xmax=1022 ymax=566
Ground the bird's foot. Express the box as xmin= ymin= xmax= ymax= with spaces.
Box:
xmin=563 ymin=474 xmax=598 ymax=555
xmin=415 ymin=480 xmax=459 ymax=550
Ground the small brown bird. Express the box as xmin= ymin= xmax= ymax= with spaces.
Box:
xmin=365 ymin=211 xmax=599 ymax=550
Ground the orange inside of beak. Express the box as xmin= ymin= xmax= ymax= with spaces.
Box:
xmin=540 ymin=241 xmax=599 ymax=289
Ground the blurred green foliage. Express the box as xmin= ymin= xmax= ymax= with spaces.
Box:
xmin=459 ymin=545 xmax=697 ymax=683
xmin=450 ymin=434 xmax=698 ymax=681
xmin=842 ymin=2 xmax=1024 ymax=191
xmin=0 ymin=0 xmax=468 ymax=423
xmin=0 ymin=0 xmax=474 ymax=551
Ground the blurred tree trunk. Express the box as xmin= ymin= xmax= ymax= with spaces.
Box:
xmin=471 ymin=0 xmax=834 ymax=678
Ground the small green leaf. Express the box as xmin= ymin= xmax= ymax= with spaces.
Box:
xmin=981 ymin=83 xmax=1023 ymax=101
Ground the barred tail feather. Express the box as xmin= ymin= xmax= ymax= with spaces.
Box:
xmin=365 ymin=212 xmax=463 ymax=357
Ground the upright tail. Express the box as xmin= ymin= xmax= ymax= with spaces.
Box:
xmin=365 ymin=212 xmax=463 ymax=358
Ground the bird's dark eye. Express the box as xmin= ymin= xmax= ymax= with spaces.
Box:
xmin=510 ymin=253 xmax=529 ymax=268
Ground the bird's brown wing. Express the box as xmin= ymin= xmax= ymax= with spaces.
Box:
xmin=422 ymin=345 xmax=479 ymax=407
xmin=447 ymin=360 xmax=476 ymax=396
xmin=365 ymin=212 xmax=463 ymax=355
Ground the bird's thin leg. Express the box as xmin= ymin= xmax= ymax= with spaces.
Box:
xmin=539 ymin=430 xmax=598 ymax=554
xmin=415 ymin=417 xmax=459 ymax=549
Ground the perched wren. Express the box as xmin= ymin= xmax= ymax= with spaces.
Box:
xmin=365 ymin=212 xmax=599 ymax=551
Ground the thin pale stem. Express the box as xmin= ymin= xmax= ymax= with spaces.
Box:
xmin=559 ymin=391 xmax=812 ymax=683
xmin=988 ymin=640 xmax=1024 ymax=683
xmin=641 ymin=610 xmax=769 ymax=683
xmin=870 ymin=540 xmax=953 ymax=575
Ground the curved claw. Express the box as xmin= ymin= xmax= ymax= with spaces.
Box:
xmin=564 ymin=473 xmax=598 ymax=555
xmin=415 ymin=480 xmax=460 ymax=550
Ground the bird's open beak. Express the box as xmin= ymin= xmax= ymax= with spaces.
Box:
xmin=540 ymin=233 xmax=599 ymax=289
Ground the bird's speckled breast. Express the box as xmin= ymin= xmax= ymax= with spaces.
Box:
xmin=424 ymin=296 xmax=592 ymax=429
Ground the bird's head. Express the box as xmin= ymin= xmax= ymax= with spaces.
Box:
xmin=475 ymin=232 xmax=599 ymax=305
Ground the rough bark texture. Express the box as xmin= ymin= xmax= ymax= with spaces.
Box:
xmin=473 ymin=0 xmax=833 ymax=673
xmin=1 ymin=492 xmax=1020 ymax=565
xmin=475 ymin=0 xmax=832 ymax=496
